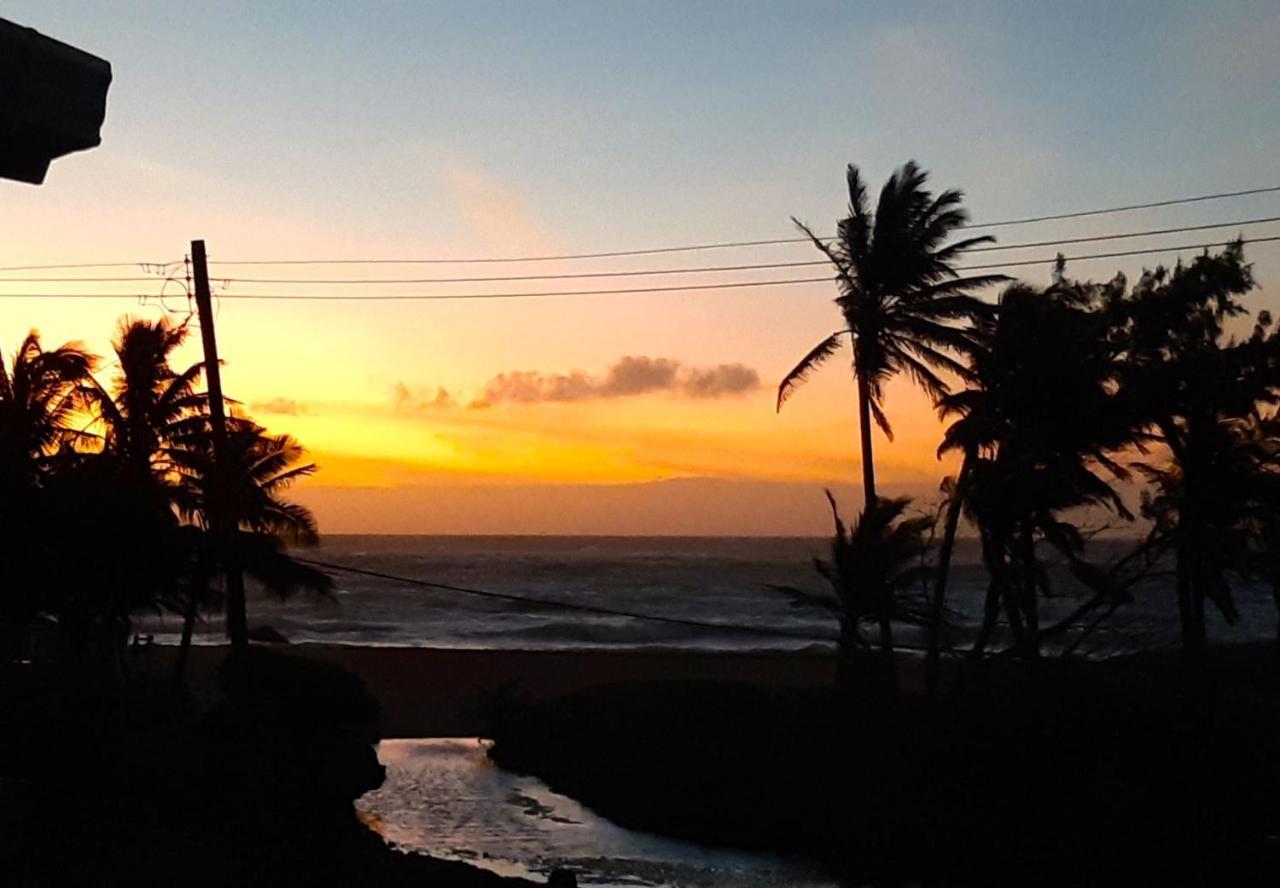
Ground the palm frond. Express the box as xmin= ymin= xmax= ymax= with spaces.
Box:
xmin=776 ymin=331 xmax=847 ymax=411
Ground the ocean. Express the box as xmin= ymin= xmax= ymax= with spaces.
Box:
xmin=141 ymin=534 xmax=1278 ymax=655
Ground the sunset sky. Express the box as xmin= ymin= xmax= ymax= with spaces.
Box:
xmin=3 ymin=1 xmax=1279 ymax=533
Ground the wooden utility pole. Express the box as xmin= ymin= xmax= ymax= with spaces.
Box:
xmin=191 ymin=239 xmax=248 ymax=646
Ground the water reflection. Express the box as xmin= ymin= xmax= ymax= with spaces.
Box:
xmin=357 ymin=738 xmax=838 ymax=887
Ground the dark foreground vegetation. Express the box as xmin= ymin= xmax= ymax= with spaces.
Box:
xmin=0 ymin=648 xmax=535 ymax=886
xmin=0 ymin=318 xmax=538 ymax=884
xmin=491 ymin=646 xmax=1280 ymax=885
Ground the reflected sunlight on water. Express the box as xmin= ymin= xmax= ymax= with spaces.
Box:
xmin=356 ymin=738 xmax=839 ymax=887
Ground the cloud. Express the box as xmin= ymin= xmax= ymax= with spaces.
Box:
xmin=252 ymin=397 xmax=308 ymax=416
xmin=469 ymin=356 xmax=759 ymax=407
xmin=681 ymin=363 xmax=761 ymax=398
xmin=600 ymin=356 xmax=681 ymax=396
xmin=393 ymin=382 xmax=456 ymax=413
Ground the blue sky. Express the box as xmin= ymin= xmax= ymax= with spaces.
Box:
xmin=3 ymin=1 xmax=1279 ymax=532
xmin=10 ymin=0 xmax=1278 ymax=250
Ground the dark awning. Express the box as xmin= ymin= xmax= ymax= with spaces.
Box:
xmin=0 ymin=17 xmax=112 ymax=184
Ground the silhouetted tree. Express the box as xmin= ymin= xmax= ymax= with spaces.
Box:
xmin=0 ymin=331 xmax=96 ymax=489
xmin=0 ymin=332 xmax=96 ymax=654
xmin=169 ymin=421 xmax=331 ymax=678
xmin=779 ymin=493 xmax=932 ymax=695
xmin=88 ymin=317 xmax=203 ymax=491
xmin=40 ymin=455 xmax=191 ymax=672
xmin=938 ymin=277 xmax=1134 ymax=660
xmin=1236 ymin=409 xmax=1280 ymax=645
xmin=1110 ymin=243 xmax=1280 ymax=662
xmin=81 ymin=318 xmax=204 ymax=634
xmin=778 ymin=162 xmax=1001 ymax=659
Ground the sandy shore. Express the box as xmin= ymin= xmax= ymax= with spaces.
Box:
xmin=143 ymin=644 xmax=839 ymax=736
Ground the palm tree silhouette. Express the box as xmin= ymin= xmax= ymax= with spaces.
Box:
xmin=89 ymin=317 xmax=204 ymax=491
xmin=0 ymin=331 xmax=97 ymax=488
xmin=81 ymin=318 xmax=210 ymax=660
xmin=169 ymin=421 xmax=331 ymax=674
xmin=778 ymin=161 xmax=1001 ymax=659
xmin=778 ymin=161 xmax=1002 ymax=508
xmin=0 ymin=332 xmax=97 ymax=650
xmin=778 ymin=492 xmax=933 ymax=694
xmin=937 ymin=278 xmax=1133 ymax=660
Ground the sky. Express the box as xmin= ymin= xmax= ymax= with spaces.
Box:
xmin=2 ymin=1 xmax=1279 ymax=534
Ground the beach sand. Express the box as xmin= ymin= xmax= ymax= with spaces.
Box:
xmin=147 ymin=644 xmax=840 ymax=736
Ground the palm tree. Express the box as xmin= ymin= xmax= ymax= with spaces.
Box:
xmin=779 ymin=493 xmax=933 ymax=695
xmin=778 ymin=161 xmax=1003 ymax=509
xmin=936 ymin=278 xmax=1134 ymax=661
xmin=777 ymin=162 xmax=1001 ymax=662
xmin=169 ymin=421 xmax=331 ymax=675
xmin=89 ymin=317 xmax=204 ymax=491
xmin=0 ymin=332 xmax=97 ymax=650
xmin=924 ymin=434 xmax=979 ymax=691
xmin=0 ymin=331 xmax=97 ymax=489
xmin=71 ymin=318 xmax=209 ymax=661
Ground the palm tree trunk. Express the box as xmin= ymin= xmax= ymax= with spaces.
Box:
xmin=1001 ymin=575 xmax=1028 ymax=653
xmin=1175 ymin=544 xmax=1204 ymax=663
xmin=212 ymin=520 xmax=251 ymax=647
xmin=174 ymin=568 xmax=208 ymax=685
xmin=856 ymin=373 xmax=878 ymax=509
xmin=986 ymin=533 xmax=1027 ymax=653
xmin=834 ymin=617 xmax=858 ymax=696
xmin=225 ymin=568 xmax=249 ymax=646
xmin=926 ymin=455 xmax=971 ymax=695
xmin=1272 ymin=586 xmax=1280 ymax=652
xmin=855 ymin=372 xmax=893 ymax=683
xmin=1017 ymin=526 xmax=1040 ymax=659
xmin=970 ymin=577 xmax=1001 ymax=659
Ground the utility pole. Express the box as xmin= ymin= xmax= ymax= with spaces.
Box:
xmin=191 ymin=240 xmax=248 ymax=646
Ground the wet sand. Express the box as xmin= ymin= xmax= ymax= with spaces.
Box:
xmin=146 ymin=644 xmax=840 ymax=736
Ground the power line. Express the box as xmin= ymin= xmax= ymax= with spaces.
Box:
xmin=2 ymin=212 xmax=1278 ymax=287
xmin=2 ymin=236 xmax=1277 ymax=302
xmin=0 ymin=276 xmax=829 ymax=300
xmin=204 ymin=184 xmax=1280 ymax=266
xmin=4 ymin=186 xmax=1276 ymax=274
xmin=961 ymin=235 xmax=1280 ymax=271
xmin=0 ymin=260 xmax=179 ymax=273
xmin=961 ymin=185 xmax=1280 ymax=229
xmin=294 ymin=556 xmax=838 ymax=644
xmin=134 ymin=215 xmax=1280 ymax=285
xmin=968 ymin=215 xmax=1280 ymax=254
xmin=0 ymin=276 xmax=173 ymax=283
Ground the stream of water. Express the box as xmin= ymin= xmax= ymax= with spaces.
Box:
xmin=357 ymin=738 xmax=840 ymax=887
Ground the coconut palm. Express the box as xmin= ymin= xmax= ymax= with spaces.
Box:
xmin=64 ymin=317 xmax=210 ymax=661
xmin=778 ymin=163 xmax=1001 ymax=662
xmin=778 ymin=493 xmax=933 ymax=695
xmin=170 ymin=421 xmax=331 ymax=672
xmin=0 ymin=332 xmax=97 ymax=645
xmin=778 ymin=161 xmax=1004 ymax=509
xmin=0 ymin=331 xmax=97 ymax=488
xmin=88 ymin=317 xmax=204 ymax=490
xmin=936 ymin=278 xmax=1135 ymax=660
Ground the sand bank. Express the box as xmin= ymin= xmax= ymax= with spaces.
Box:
xmin=144 ymin=644 xmax=839 ymax=736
